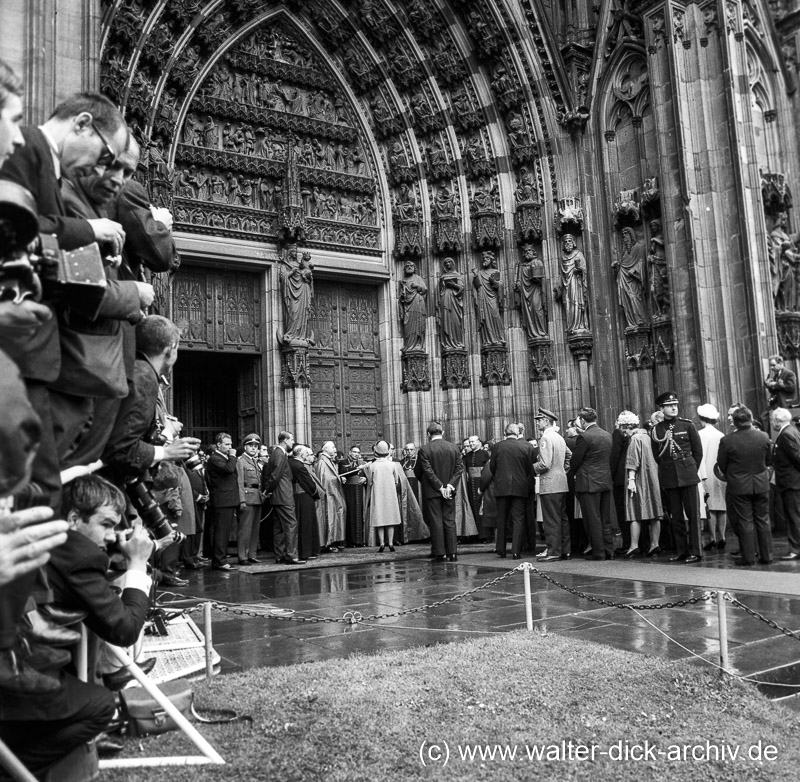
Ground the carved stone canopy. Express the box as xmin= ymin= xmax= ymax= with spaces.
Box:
xmin=281 ymin=345 xmax=311 ymax=388
xmin=612 ymin=188 xmax=641 ymax=227
xmin=480 ymin=346 xmax=512 ymax=387
xmin=762 ymin=172 xmax=793 ymax=217
xmin=441 ymin=349 xmax=471 ymax=390
xmin=556 ymin=197 xmax=585 ymax=235
xmin=400 ymin=350 xmax=431 ymax=393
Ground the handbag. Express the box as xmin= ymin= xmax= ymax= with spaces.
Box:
xmin=119 ymin=679 xmax=194 ymax=736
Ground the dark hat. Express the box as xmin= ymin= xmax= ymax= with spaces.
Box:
xmin=534 ymin=407 xmax=558 ymax=422
xmin=243 ymin=433 xmax=261 ymax=445
xmin=655 ymin=391 xmax=679 ymax=406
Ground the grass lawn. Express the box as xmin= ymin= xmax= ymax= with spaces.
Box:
xmin=105 ymin=630 xmax=799 ymax=781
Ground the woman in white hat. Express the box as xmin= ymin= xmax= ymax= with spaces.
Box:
xmin=697 ymin=403 xmax=727 ymax=550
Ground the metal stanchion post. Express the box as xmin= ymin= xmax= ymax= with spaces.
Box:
xmin=523 ymin=564 xmax=534 ymax=632
xmin=204 ymin=601 xmax=213 ymax=682
xmin=717 ymin=590 xmax=729 ymax=676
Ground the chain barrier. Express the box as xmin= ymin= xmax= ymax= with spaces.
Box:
xmin=166 ymin=563 xmax=712 ymax=625
xmin=725 ymin=593 xmax=800 ymax=643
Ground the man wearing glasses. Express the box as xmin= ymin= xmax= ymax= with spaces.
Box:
xmin=0 ymin=91 xmax=129 ymax=508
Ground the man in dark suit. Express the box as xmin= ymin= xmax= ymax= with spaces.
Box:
xmin=0 ymin=92 xmax=130 ymax=507
xmin=716 ymin=405 xmax=773 ymax=566
xmin=261 ymin=431 xmax=305 ymax=565
xmin=570 ymin=407 xmax=614 ymax=560
xmin=417 ymin=421 xmax=464 ymax=562
xmin=765 ymin=354 xmax=796 ymax=410
xmin=772 ymin=407 xmax=800 ymax=561
xmin=651 ymin=391 xmax=704 ymax=563
xmin=47 ymin=474 xmax=153 ymax=658
xmin=206 ymin=432 xmax=240 ymax=571
xmin=488 ymin=423 xmax=534 ymax=560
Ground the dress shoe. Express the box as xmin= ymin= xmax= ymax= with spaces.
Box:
xmin=40 ymin=605 xmax=87 ymax=626
xmin=388 ymin=545 xmax=396 ymax=552
xmin=102 ymin=657 xmax=157 ymax=691
xmin=539 ymin=555 xmax=560 ymax=562
xmin=759 ymin=559 xmax=773 ymax=565
xmin=0 ymin=649 xmax=61 ymax=695
xmin=582 ymin=545 xmax=592 ymax=555
xmin=433 ymin=555 xmax=446 ymax=562
xmin=560 ymin=554 xmax=572 ymax=561
xmin=182 ymin=560 xmax=208 ymax=570
xmin=378 ymin=546 xmax=385 ymax=553
xmin=684 ymin=555 xmax=702 ymax=564
xmin=646 ymin=546 xmax=662 ymax=557
xmin=285 ymin=558 xmax=307 ymax=565
xmin=703 ymin=541 xmax=717 ymax=551
xmin=730 ymin=550 xmax=741 ymax=556
xmin=22 ymin=610 xmax=82 ymax=647
xmin=536 ymin=548 xmax=549 ymax=559
xmin=733 ymin=558 xmax=754 ymax=567
xmin=624 ymin=548 xmax=641 ymax=559
xmin=584 ymin=554 xmax=604 ymax=561
xmin=95 ymin=733 xmax=125 ymax=756
xmin=275 ymin=557 xmax=286 ymax=564
xmin=780 ymin=552 xmax=800 ymax=561
xmin=669 ymin=554 xmax=688 ymax=563
xmin=512 ymin=553 xmax=521 ymax=560
xmin=447 ymin=554 xmax=458 ymax=562
xmin=238 ymin=559 xmax=250 ymax=565
xmin=246 ymin=557 xmax=261 ymax=564
xmin=212 ymin=563 xmax=234 ymax=571
xmin=160 ymin=575 xmax=189 ymax=587
xmin=716 ymin=540 xmax=726 ymax=550
xmin=23 ymin=642 xmax=71 ymax=672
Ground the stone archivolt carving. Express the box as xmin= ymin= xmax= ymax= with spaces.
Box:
xmin=465 ymin=8 xmax=501 ymax=60
xmin=437 ymin=257 xmax=466 ymax=352
xmin=613 ymin=227 xmax=648 ymax=330
xmin=506 ymin=111 xmax=536 ymax=165
xmin=470 ymin=177 xmax=502 ymax=250
xmin=612 ymin=188 xmax=641 ymax=227
xmin=605 ymin=0 xmax=645 ymax=57
xmin=491 ymin=61 xmax=523 ymax=110
xmin=424 ymin=137 xmax=455 ymax=180
xmin=388 ymin=139 xmax=416 ymax=184
xmin=461 ymin=134 xmax=495 ymax=178
xmin=471 ymin=251 xmax=507 ymax=348
xmin=409 ymin=89 xmax=443 ymax=133
xmin=515 ymin=244 xmax=548 ymax=341
xmin=398 ymin=260 xmax=428 ymax=354
xmin=432 ymin=181 xmax=463 ymax=254
xmin=407 ymin=0 xmax=445 ymax=41
xmin=449 ymin=86 xmax=484 ymax=132
xmin=393 ymin=184 xmax=423 ymax=258
xmin=430 ymin=38 xmax=466 ymax=85
xmin=555 ymin=233 xmax=590 ymax=334
xmin=278 ymin=244 xmax=315 ymax=348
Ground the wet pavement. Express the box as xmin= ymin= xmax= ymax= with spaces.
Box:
xmin=161 ymin=541 xmax=800 ymax=708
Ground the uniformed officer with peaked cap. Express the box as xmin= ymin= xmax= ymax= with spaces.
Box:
xmin=651 ymin=391 xmax=704 ymax=562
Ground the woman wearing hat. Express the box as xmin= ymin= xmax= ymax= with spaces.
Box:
xmin=623 ymin=412 xmax=663 ymax=557
xmin=697 ymin=404 xmax=726 ymax=550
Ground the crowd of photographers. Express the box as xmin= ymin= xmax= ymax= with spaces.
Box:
xmin=0 ymin=59 xmax=202 ymax=778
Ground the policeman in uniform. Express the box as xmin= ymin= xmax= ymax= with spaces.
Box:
xmin=650 ymin=391 xmax=704 ymax=562
xmin=236 ymin=433 xmax=263 ymax=564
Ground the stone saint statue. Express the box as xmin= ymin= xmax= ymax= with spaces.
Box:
xmin=770 ymin=211 xmax=800 ymax=311
xmin=514 ymin=243 xmax=547 ymax=339
xmin=648 ymin=237 xmax=670 ymax=317
xmin=437 ymin=258 xmax=465 ymax=350
xmin=557 ymin=234 xmax=589 ymax=332
xmin=613 ymin=227 xmax=647 ymax=328
xmin=397 ymin=261 xmax=428 ymax=352
xmin=278 ymin=245 xmax=315 ymax=347
xmin=471 ymin=251 xmax=506 ymax=347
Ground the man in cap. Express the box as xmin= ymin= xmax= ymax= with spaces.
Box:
xmin=533 ymin=408 xmax=572 ymax=561
xmin=697 ymin=403 xmax=727 ymax=550
xmin=236 ymin=433 xmax=263 ymax=564
xmin=650 ymin=391 xmax=703 ymax=563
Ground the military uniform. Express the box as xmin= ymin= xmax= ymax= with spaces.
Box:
xmin=651 ymin=393 xmax=703 ymax=560
xmin=236 ymin=433 xmax=263 ymax=563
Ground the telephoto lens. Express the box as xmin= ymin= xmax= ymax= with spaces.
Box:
xmin=126 ymin=481 xmax=182 ymax=542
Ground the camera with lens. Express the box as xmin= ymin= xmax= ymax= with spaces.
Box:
xmin=126 ymin=480 xmax=185 ymax=544
xmin=0 ymin=181 xmax=107 ymax=319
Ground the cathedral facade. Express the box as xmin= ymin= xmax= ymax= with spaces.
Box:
xmin=5 ymin=0 xmax=800 ymax=447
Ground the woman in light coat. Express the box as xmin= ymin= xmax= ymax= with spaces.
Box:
xmin=624 ymin=413 xmax=663 ymax=557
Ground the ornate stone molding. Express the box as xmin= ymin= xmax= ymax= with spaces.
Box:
xmin=394 ymin=221 xmax=424 ymax=258
xmin=480 ymin=346 xmax=512 ymax=387
xmin=400 ymin=350 xmax=431 ymax=393
xmin=433 ymin=217 xmax=464 ymax=254
xmin=762 ymin=172 xmax=793 ymax=217
xmin=556 ymin=197 xmax=585 ymax=235
xmin=624 ymin=326 xmax=654 ymax=371
xmin=528 ymin=337 xmax=555 ymax=382
xmin=515 ymin=203 xmax=543 ymax=244
xmin=441 ymin=349 xmax=471 ymax=390
xmin=281 ymin=346 xmax=311 ymax=388
xmin=567 ymin=330 xmax=594 ymax=361
xmin=653 ymin=320 xmax=675 ymax=365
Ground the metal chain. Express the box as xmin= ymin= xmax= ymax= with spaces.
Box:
xmin=525 ymin=564 xmax=714 ymax=610
xmin=173 ymin=564 xmax=711 ymax=624
xmin=725 ymin=593 xmax=800 ymax=642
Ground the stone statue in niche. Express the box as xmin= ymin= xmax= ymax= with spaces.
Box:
xmin=398 ymin=261 xmax=428 ymax=353
xmin=181 ymin=114 xmax=198 ymax=145
xmin=202 ymin=116 xmax=218 ymax=148
xmin=278 ymin=244 xmax=315 ymax=347
xmin=393 ymin=183 xmax=418 ymax=221
xmin=471 ymin=251 xmax=506 ymax=347
xmin=648 ymin=237 xmax=670 ymax=318
xmin=613 ymin=227 xmax=648 ymax=328
xmin=556 ymin=234 xmax=589 ymax=333
xmin=770 ymin=211 xmax=800 ymax=311
xmin=471 ymin=177 xmax=498 ymax=213
xmin=434 ymin=181 xmax=456 ymax=218
xmin=514 ymin=243 xmax=547 ymax=340
xmin=437 ymin=258 xmax=465 ymax=350
xmin=515 ymin=166 xmax=537 ymax=205
xmin=641 ymin=176 xmax=660 ymax=207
